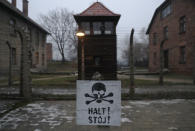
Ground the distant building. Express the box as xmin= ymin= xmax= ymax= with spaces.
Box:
xmin=74 ymin=2 xmax=120 ymax=80
xmin=134 ymin=43 xmax=148 ymax=67
xmin=46 ymin=43 xmax=53 ymax=62
xmin=146 ymin=0 xmax=195 ymax=74
xmin=0 ymin=0 xmax=49 ymax=75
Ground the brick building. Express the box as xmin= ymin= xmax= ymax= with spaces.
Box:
xmin=146 ymin=0 xmax=195 ymax=74
xmin=46 ymin=43 xmax=53 ymax=62
xmin=0 ymin=0 xmax=48 ymax=75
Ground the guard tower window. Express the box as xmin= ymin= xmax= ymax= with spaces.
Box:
xmin=93 ymin=22 xmax=101 ymax=35
xmin=81 ymin=22 xmax=90 ymax=35
xmin=105 ymin=22 xmax=114 ymax=34
xmin=94 ymin=56 xmax=101 ymax=66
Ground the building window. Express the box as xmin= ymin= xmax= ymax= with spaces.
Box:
xmin=29 ymin=51 xmax=33 ymax=68
xmin=105 ymin=22 xmax=114 ymax=35
xmin=81 ymin=22 xmax=90 ymax=35
xmin=93 ymin=22 xmax=101 ymax=35
xmin=9 ymin=19 xmax=16 ymax=28
xmin=42 ymin=54 xmax=45 ymax=66
xmin=161 ymin=3 xmax=172 ymax=18
xmin=35 ymin=52 xmax=39 ymax=65
xmin=163 ymin=26 xmax=168 ymax=40
xmin=28 ymin=27 xmax=32 ymax=42
xmin=179 ymin=16 xmax=186 ymax=34
xmin=153 ymin=33 xmax=157 ymax=45
xmin=11 ymin=48 xmax=16 ymax=65
xmin=179 ymin=46 xmax=186 ymax=64
xmin=36 ymin=31 xmax=40 ymax=47
xmin=42 ymin=34 xmax=46 ymax=47
xmin=9 ymin=19 xmax=16 ymax=36
xmin=153 ymin=52 xmax=157 ymax=65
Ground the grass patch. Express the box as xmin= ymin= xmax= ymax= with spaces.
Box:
xmin=164 ymin=72 xmax=193 ymax=80
xmin=0 ymin=76 xmax=20 ymax=86
xmin=121 ymin=78 xmax=192 ymax=88
xmin=31 ymin=74 xmax=57 ymax=79
xmin=32 ymin=75 xmax=192 ymax=88
xmin=32 ymin=75 xmax=160 ymax=88
xmin=47 ymin=61 xmax=77 ymax=73
xmin=0 ymin=79 xmax=8 ymax=84
xmin=135 ymin=67 xmax=148 ymax=71
xmin=121 ymin=79 xmax=159 ymax=88
xmin=32 ymin=76 xmax=77 ymax=87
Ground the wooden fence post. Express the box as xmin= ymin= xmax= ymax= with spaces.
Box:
xmin=193 ymin=42 xmax=195 ymax=85
xmin=129 ymin=29 xmax=135 ymax=97
xmin=159 ymin=40 xmax=165 ymax=85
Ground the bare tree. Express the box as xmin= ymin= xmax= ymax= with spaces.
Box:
xmin=121 ymin=35 xmax=130 ymax=65
xmin=39 ymin=8 xmax=77 ymax=62
xmin=121 ymin=27 xmax=149 ymax=66
xmin=139 ymin=27 xmax=149 ymax=44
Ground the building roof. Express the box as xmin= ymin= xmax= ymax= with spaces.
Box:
xmin=75 ymin=2 xmax=120 ymax=16
xmin=0 ymin=0 xmax=49 ymax=34
xmin=146 ymin=0 xmax=170 ymax=34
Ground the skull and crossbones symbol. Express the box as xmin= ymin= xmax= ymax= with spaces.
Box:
xmin=85 ymin=83 xmax=114 ymax=105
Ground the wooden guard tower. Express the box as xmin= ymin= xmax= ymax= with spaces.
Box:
xmin=74 ymin=2 xmax=120 ymax=80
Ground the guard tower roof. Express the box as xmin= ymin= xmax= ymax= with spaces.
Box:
xmin=75 ymin=2 xmax=120 ymax=16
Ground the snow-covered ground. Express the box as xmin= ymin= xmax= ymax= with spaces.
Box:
xmin=0 ymin=100 xmax=19 ymax=114
xmin=0 ymin=99 xmax=195 ymax=131
xmin=0 ymin=102 xmax=74 ymax=129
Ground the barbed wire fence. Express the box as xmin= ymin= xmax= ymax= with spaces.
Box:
xmin=0 ymin=25 xmax=194 ymax=93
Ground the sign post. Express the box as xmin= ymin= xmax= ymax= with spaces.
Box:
xmin=76 ymin=81 xmax=121 ymax=126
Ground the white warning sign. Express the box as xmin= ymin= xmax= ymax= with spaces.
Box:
xmin=76 ymin=80 xmax=121 ymax=126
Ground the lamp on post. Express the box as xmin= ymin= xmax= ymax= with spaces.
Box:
xmin=76 ymin=30 xmax=85 ymax=80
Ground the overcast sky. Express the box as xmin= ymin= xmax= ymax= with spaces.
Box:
xmin=10 ymin=0 xmax=165 ymax=61
xmin=13 ymin=0 xmax=164 ymax=35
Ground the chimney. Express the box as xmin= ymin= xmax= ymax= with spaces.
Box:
xmin=23 ymin=0 xmax=28 ymax=16
xmin=11 ymin=0 xmax=16 ymax=7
